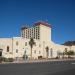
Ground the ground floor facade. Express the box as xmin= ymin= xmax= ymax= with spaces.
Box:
xmin=0 ymin=37 xmax=75 ymax=59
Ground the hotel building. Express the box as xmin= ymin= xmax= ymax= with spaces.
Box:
xmin=0 ymin=21 xmax=75 ymax=59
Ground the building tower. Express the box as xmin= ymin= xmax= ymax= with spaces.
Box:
xmin=21 ymin=21 xmax=51 ymax=42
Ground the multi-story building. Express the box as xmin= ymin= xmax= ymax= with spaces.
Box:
xmin=0 ymin=21 xmax=75 ymax=59
xmin=21 ymin=22 xmax=51 ymax=41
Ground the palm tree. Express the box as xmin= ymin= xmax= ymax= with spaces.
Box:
xmin=45 ymin=46 xmax=49 ymax=59
xmin=63 ymin=49 xmax=68 ymax=55
xmin=63 ymin=48 xmax=68 ymax=58
xmin=29 ymin=38 xmax=35 ymax=59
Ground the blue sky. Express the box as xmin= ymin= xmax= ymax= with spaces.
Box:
xmin=0 ymin=0 xmax=75 ymax=44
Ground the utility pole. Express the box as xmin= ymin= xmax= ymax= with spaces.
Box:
xmin=12 ymin=38 xmax=13 ymax=58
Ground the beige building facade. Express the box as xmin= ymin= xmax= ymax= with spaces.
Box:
xmin=0 ymin=21 xmax=75 ymax=59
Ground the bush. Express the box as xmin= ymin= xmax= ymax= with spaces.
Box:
xmin=8 ymin=58 xmax=13 ymax=62
xmin=38 ymin=56 xmax=42 ymax=59
xmin=3 ymin=58 xmax=13 ymax=62
xmin=55 ymin=56 xmax=59 ymax=59
xmin=0 ymin=57 xmax=13 ymax=62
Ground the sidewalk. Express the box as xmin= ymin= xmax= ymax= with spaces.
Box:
xmin=1 ymin=58 xmax=75 ymax=64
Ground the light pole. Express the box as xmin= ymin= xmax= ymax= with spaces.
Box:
xmin=12 ymin=38 xmax=14 ymax=58
xmin=43 ymin=41 xmax=45 ymax=58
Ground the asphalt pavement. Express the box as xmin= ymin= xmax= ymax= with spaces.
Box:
xmin=0 ymin=60 xmax=75 ymax=75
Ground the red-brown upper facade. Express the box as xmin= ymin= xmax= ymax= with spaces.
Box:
xmin=34 ymin=21 xmax=51 ymax=28
xmin=21 ymin=21 xmax=51 ymax=30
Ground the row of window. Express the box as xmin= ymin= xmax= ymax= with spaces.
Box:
xmin=21 ymin=26 xmax=40 ymax=39
xmin=6 ymin=45 xmax=68 ymax=54
xmin=7 ymin=46 xmax=41 ymax=54
xmin=16 ymin=41 xmax=41 ymax=47
xmin=16 ymin=41 xmax=27 ymax=46
xmin=15 ymin=50 xmax=41 ymax=54
xmin=6 ymin=46 xmax=18 ymax=53
xmin=34 ymin=50 xmax=41 ymax=54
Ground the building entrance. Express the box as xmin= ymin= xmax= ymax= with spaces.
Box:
xmin=0 ymin=49 xmax=3 ymax=57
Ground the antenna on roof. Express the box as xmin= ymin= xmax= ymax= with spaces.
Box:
xmin=45 ymin=17 xmax=48 ymax=23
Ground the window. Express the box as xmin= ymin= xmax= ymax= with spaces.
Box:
xmin=25 ymin=42 xmax=27 ymax=46
xmin=39 ymin=51 xmax=41 ymax=54
xmin=7 ymin=46 xmax=9 ymax=52
xmin=35 ymin=42 xmax=36 ymax=46
xmin=34 ymin=28 xmax=35 ymax=39
xmin=39 ymin=44 xmax=41 ymax=47
xmin=28 ymin=30 xmax=29 ymax=39
xmin=34 ymin=50 xmax=36 ymax=54
xmin=16 ymin=41 xmax=18 ymax=46
xmin=16 ymin=49 xmax=18 ymax=53
xmin=38 ymin=37 xmax=40 ymax=39
xmin=26 ymin=30 xmax=27 ymax=38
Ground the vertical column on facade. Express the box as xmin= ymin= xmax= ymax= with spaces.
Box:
xmin=28 ymin=29 xmax=29 ymax=39
xmin=22 ymin=30 xmax=24 ymax=38
xmin=35 ymin=27 xmax=37 ymax=39
xmin=32 ymin=28 xmax=34 ymax=38
xmin=24 ymin=29 xmax=25 ymax=38
xmin=34 ymin=27 xmax=35 ymax=39
xmin=31 ymin=28 xmax=33 ymax=38
xmin=30 ymin=28 xmax=31 ymax=38
xmin=27 ymin=29 xmax=28 ymax=39
xmin=31 ymin=28 xmax=32 ymax=38
xmin=38 ymin=26 xmax=40 ymax=39
xmin=26 ymin=29 xmax=27 ymax=38
xmin=33 ymin=28 xmax=34 ymax=39
xmin=29 ymin=28 xmax=30 ymax=39
xmin=36 ymin=26 xmax=38 ymax=39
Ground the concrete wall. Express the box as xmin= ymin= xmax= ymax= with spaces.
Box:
xmin=0 ymin=38 xmax=13 ymax=58
xmin=40 ymin=24 xmax=51 ymax=42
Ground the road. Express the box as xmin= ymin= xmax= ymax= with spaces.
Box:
xmin=0 ymin=60 xmax=75 ymax=75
